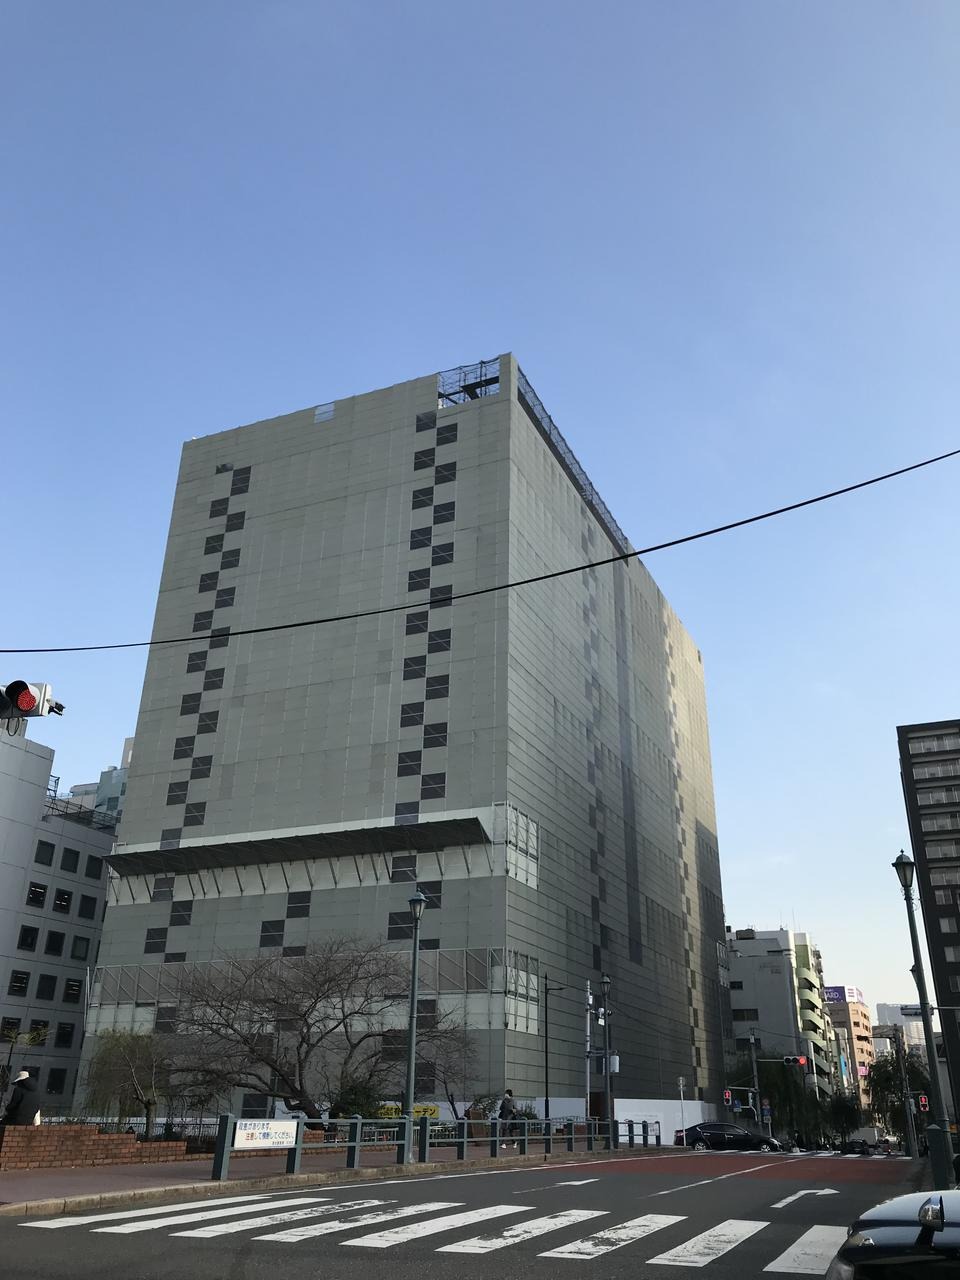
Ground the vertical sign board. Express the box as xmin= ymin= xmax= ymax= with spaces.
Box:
xmin=233 ymin=1119 xmax=299 ymax=1150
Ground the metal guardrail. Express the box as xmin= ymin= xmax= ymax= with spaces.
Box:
xmin=210 ymin=1114 xmax=662 ymax=1179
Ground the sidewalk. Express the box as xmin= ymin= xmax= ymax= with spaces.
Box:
xmin=0 ymin=1140 xmax=675 ymax=1216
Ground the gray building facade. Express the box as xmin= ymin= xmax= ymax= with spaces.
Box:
xmin=90 ymin=354 xmax=727 ymax=1108
xmin=1 ymin=731 xmax=113 ymax=1110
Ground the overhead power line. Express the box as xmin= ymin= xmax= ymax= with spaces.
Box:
xmin=4 ymin=444 xmax=958 ymax=656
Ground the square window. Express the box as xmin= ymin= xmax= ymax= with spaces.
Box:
xmin=394 ymin=801 xmax=419 ymax=826
xmin=8 ymin=971 xmax=30 ymax=997
xmin=204 ymin=533 xmax=224 ymax=555
xmin=160 ymin=828 xmax=182 ymax=846
xmin=400 ymin=702 xmax=424 ymax=727
xmin=428 ymin=629 xmax=451 ymax=653
xmin=407 ymin=568 xmax=431 ymax=593
xmin=233 ymin=464 xmax=251 ymax=479
xmin=54 ymin=1023 xmax=75 ymax=1049
xmin=387 ymin=910 xmax=414 ymax=940
xmin=186 ymin=650 xmax=207 ymax=673
xmin=398 ymin=751 xmax=422 ymax=776
xmin=1 ymin=1016 xmax=21 ymax=1039
xmin=63 ymin=979 xmax=83 ymax=1003
xmin=286 ymin=891 xmax=311 ymax=919
xmin=390 ymin=855 xmax=417 ymax=883
xmin=169 ymin=900 xmax=193 ymax=926
xmin=419 ymin=937 xmax=440 ymax=951
xmin=209 ymin=497 xmax=229 ymax=518
xmin=44 ymin=931 xmax=65 ymax=956
xmin=592 ymin=945 xmax=602 ymax=972
xmin=35 ymin=840 xmax=54 ymax=867
xmin=199 ymin=571 xmax=219 ymax=593
xmin=193 ymin=611 xmax=214 ymax=633
xmin=431 ymin=542 xmax=454 ymax=566
xmin=417 ymin=880 xmax=442 ymax=909
xmin=45 ymin=1067 xmax=66 ymax=1096
xmin=145 ymin=927 xmax=168 ymax=954
xmin=405 ymin=611 xmax=429 ymax=634
xmin=434 ymin=462 xmax=456 ymax=485
xmin=425 ymin=675 xmax=449 ymax=700
xmin=215 ymin=587 xmax=236 ymax=608
xmin=180 ymin=692 xmax=202 ymax=715
xmin=409 ymin=527 xmax=432 ymax=549
xmin=433 ymin=502 xmax=455 ymax=524
xmin=71 ymin=935 xmax=90 ymax=961
xmin=225 ymin=511 xmax=245 ymax=532
xmin=260 ymin=919 xmax=285 ymax=948
xmin=436 ymin=422 xmax=458 ymax=445
xmin=230 ymin=475 xmax=249 ymax=496
xmin=36 ymin=974 xmax=57 ymax=1001
xmin=203 ymin=667 xmax=225 ymax=691
xmin=209 ymin=627 xmax=231 ymax=649
xmin=429 ymin=585 xmax=453 ymax=608
xmin=423 ymin=722 xmax=447 ymax=748
xmin=282 ymin=945 xmax=307 ymax=957
xmin=412 ymin=487 xmax=433 ymax=509
xmin=415 ymin=411 xmax=436 ymax=432
xmin=420 ymin=774 xmax=446 ymax=799
xmin=184 ymin=802 xmax=206 ymax=826
xmin=220 ymin=547 xmax=241 ymax=570
xmin=30 ymin=1020 xmax=49 ymax=1044
xmin=78 ymin=894 xmax=98 ymax=918
xmin=174 ymin=735 xmax=195 ymax=759
xmin=26 ymin=882 xmax=47 ymax=908
xmin=197 ymin=711 xmax=219 ymax=733
xmin=52 ymin=888 xmax=72 ymax=914
xmin=155 ymin=1006 xmax=177 ymax=1035
xmin=403 ymin=655 xmax=427 ymax=680
xmin=167 ymin=781 xmax=189 ymax=805
xmin=164 ymin=953 xmax=186 ymax=964
xmin=414 ymin=447 xmax=435 ymax=471
xmin=60 ymin=847 xmax=79 ymax=873
xmin=191 ymin=755 xmax=212 ymax=780
xmin=17 ymin=926 xmax=38 ymax=952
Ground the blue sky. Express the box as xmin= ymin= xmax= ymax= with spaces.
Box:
xmin=5 ymin=2 xmax=959 ymax=1008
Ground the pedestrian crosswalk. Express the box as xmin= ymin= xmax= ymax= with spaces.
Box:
xmin=20 ymin=1195 xmax=851 ymax=1273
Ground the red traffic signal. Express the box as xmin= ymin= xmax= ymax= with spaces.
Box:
xmin=723 ymin=1089 xmax=732 ymax=1106
xmin=0 ymin=682 xmax=63 ymax=720
xmin=919 ymin=1094 xmax=929 ymax=1112
xmin=783 ymin=1055 xmax=808 ymax=1066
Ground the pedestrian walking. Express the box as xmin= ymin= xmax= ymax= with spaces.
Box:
xmin=499 ymin=1089 xmax=519 ymax=1149
xmin=2 ymin=1070 xmax=39 ymax=1126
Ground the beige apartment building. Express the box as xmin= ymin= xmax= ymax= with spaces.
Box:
xmin=825 ymin=983 xmax=875 ymax=1108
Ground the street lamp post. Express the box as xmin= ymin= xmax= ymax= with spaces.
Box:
xmin=403 ymin=891 xmax=427 ymax=1162
xmin=600 ymin=973 xmax=615 ymax=1147
xmin=543 ymin=973 xmax=566 ymax=1125
xmin=893 ymin=852 xmax=953 ymax=1187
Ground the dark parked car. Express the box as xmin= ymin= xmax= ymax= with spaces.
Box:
xmin=826 ymin=1190 xmax=960 ymax=1277
xmin=674 ymin=1121 xmax=781 ymax=1152
xmin=834 ymin=1138 xmax=872 ymax=1156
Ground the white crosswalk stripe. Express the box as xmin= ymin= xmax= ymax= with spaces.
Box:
xmin=92 ymin=1196 xmax=328 ymax=1234
xmin=438 ymin=1208 xmax=607 ymax=1253
xmin=342 ymin=1203 xmax=529 ymax=1248
xmin=648 ymin=1218 xmax=768 ymax=1266
xmin=255 ymin=1201 xmax=464 ymax=1242
xmin=764 ymin=1224 xmax=850 ymax=1274
xmin=539 ymin=1213 xmax=686 ymax=1259
xmin=19 ymin=1192 xmax=274 ymax=1229
xmin=171 ymin=1199 xmax=389 ymax=1238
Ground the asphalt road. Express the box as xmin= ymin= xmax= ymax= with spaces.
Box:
xmin=2 ymin=1150 xmax=923 ymax=1280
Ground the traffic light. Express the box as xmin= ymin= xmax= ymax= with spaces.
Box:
xmin=783 ymin=1055 xmax=808 ymax=1066
xmin=919 ymin=1094 xmax=929 ymax=1113
xmin=723 ymin=1089 xmax=732 ymax=1107
xmin=0 ymin=682 xmax=64 ymax=719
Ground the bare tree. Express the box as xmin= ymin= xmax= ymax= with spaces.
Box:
xmin=84 ymin=1031 xmax=173 ymax=1138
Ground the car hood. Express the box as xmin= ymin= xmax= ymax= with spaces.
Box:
xmin=853 ymin=1191 xmax=960 ymax=1230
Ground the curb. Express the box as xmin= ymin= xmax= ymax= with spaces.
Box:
xmin=0 ymin=1145 xmax=679 ymax=1217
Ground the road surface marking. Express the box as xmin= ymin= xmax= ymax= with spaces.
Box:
xmin=256 ymin=1202 xmax=463 ymax=1242
xmin=438 ymin=1209 xmax=607 ymax=1253
xmin=558 ymin=1179 xmax=600 ymax=1185
xmin=171 ymin=1199 xmax=388 ymax=1237
xmin=652 ymin=1160 xmax=783 ymax=1195
xmin=93 ymin=1196 xmax=327 ymax=1234
xmin=540 ymin=1213 xmax=685 ymax=1259
xmin=648 ymin=1218 xmax=768 ymax=1266
xmin=342 ymin=1204 xmax=529 ymax=1248
xmin=771 ymin=1189 xmax=838 ymax=1209
xmin=513 ymin=1178 xmax=601 ymax=1194
xmin=764 ymin=1225 xmax=849 ymax=1275
xmin=20 ymin=1193 xmax=274 ymax=1229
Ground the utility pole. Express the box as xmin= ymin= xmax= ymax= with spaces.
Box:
xmin=584 ymin=980 xmax=592 ymax=1124
xmin=894 ymin=1025 xmax=918 ymax=1159
xmin=749 ymin=1032 xmax=769 ymax=1137
xmin=543 ymin=973 xmax=566 ymax=1124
